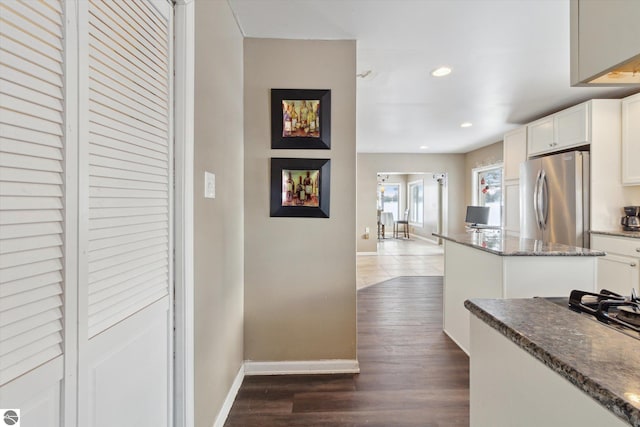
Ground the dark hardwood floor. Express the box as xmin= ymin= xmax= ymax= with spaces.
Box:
xmin=225 ymin=276 xmax=469 ymax=426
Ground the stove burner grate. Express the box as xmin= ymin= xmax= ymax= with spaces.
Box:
xmin=568 ymin=289 xmax=640 ymax=333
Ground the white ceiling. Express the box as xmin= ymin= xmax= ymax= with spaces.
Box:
xmin=227 ymin=0 xmax=636 ymax=154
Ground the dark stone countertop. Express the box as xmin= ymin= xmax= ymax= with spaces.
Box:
xmin=591 ymin=230 xmax=640 ymax=240
xmin=465 ymin=298 xmax=640 ymax=427
xmin=433 ymin=232 xmax=605 ymax=256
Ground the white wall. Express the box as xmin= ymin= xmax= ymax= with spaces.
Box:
xmin=243 ymin=38 xmax=357 ymax=361
xmin=194 ymin=2 xmax=244 ymax=426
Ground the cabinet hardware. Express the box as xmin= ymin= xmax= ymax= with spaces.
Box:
xmin=636 ymin=248 xmax=640 ymax=252
xmin=631 ymin=262 xmax=638 ymax=267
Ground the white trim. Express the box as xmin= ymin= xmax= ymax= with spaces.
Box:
xmin=471 ymin=162 xmax=504 ymax=205
xmin=357 ymin=251 xmax=378 ymax=256
xmin=173 ymin=2 xmax=195 ymax=427
xmin=212 ymin=364 xmax=245 ymax=427
xmin=411 ymin=234 xmax=440 ymax=244
xmin=244 ymin=360 xmax=360 ymax=376
xmin=63 ymin=2 xmax=79 ymax=426
xmin=407 ymin=179 xmax=424 ymax=227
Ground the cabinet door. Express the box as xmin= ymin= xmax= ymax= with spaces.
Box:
xmin=596 ymin=254 xmax=639 ymax=296
xmin=622 ymin=93 xmax=640 ymax=185
xmin=527 ymin=116 xmax=554 ymax=156
xmin=504 ymin=180 xmax=520 ymax=234
xmin=504 ymin=127 xmax=527 ymax=180
xmin=554 ymin=102 xmax=590 ymax=149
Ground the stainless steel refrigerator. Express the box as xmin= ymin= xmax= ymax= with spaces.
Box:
xmin=519 ymin=151 xmax=590 ymax=248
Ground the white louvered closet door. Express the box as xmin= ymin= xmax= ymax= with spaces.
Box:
xmin=79 ymin=1 xmax=173 ymax=426
xmin=0 ymin=0 xmax=67 ymax=425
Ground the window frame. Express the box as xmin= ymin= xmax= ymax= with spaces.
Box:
xmin=471 ymin=163 xmax=504 ymax=227
xmin=407 ymin=179 xmax=424 ymax=227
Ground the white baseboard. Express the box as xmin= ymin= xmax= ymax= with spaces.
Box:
xmin=212 ymin=364 xmax=245 ymax=427
xmin=244 ymin=359 xmax=360 ymax=376
xmin=357 ymin=251 xmax=378 ymax=256
xmin=412 ymin=233 xmax=439 ymax=243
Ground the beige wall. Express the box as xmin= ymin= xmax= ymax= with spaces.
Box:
xmin=463 ymin=141 xmax=504 ymax=206
xmin=194 ymin=2 xmax=244 ymax=426
xmin=357 ymin=154 xmax=466 ymax=253
xmin=243 ymin=39 xmax=357 ymax=361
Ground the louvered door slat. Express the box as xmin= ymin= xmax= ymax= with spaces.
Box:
xmin=0 ymin=123 xmax=62 ymax=148
xmin=0 ymin=320 xmax=62 ymax=357
xmin=0 ymin=334 xmax=62 ymax=372
xmin=88 ymin=261 xmax=167 ymax=296
xmin=130 ymin=0 xmax=167 ymax=42
xmin=90 ymin=205 xmax=167 ymax=219
xmin=0 ymin=235 xmax=62 ymax=255
xmin=0 ymin=1 xmax=62 ymax=39
xmin=89 ymin=46 xmax=167 ymax=111
xmin=87 ymin=229 xmax=168 ymax=252
xmin=86 ymin=0 xmax=170 ymax=337
xmin=1 ymin=79 xmax=63 ymax=111
xmin=91 ymin=0 xmax=167 ymax=70
xmin=91 ymin=176 xmax=167 ymax=193
xmin=0 ymin=272 xmax=62 ymax=298
xmin=90 ymin=144 xmax=166 ymax=169
xmin=89 ymin=122 xmax=167 ymax=155
xmin=0 ymin=308 xmax=60 ymax=341
xmin=0 ymin=63 xmax=63 ymax=100
xmin=89 ymin=153 xmax=167 ymax=177
xmin=0 ymin=183 xmax=63 ymax=197
xmin=90 ymin=215 xmax=167 ymax=232
xmin=0 ymin=295 xmax=62 ymax=328
xmin=90 ymin=77 xmax=168 ymax=126
xmin=0 ymin=344 xmax=61 ymax=385
xmin=0 ymin=31 xmax=61 ymax=72
xmin=21 ymin=0 xmax=62 ymax=24
xmin=0 ymin=139 xmax=63 ymax=160
xmin=0 ymin=0 xmax=64 ymax=386
xmin=0 ymin=109 xmax=63 ymax=137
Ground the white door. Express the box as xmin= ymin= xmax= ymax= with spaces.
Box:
xmin=0 ymin=1 xmax=66 ymax=425
xmin=78 ymin=1 xmax=174 ymax=426
xmin=0 ymin=1 xmax=174 ymax=426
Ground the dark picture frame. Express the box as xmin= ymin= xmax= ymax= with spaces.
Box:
xmin=271 ymin=89 xmax=331 ymax=149
xmin=270 ymin=158 xmax=331 ymax=218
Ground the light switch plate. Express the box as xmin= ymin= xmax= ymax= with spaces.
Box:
xmin=204 ymin=171 xmax=215 ymax=199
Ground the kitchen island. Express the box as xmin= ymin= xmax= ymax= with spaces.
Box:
xmin=465 ymin=298 xmax=639 ymax=427
xmin=433 ymin=231 xmax=604 ymax=354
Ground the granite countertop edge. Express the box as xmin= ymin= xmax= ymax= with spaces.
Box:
xmin=464 ymin=299 xmax=640 ymax=427
xmin=433 ymin=233 xmax=605 ymax=257
xmin=591 ymin=230 xmax=640 ymax=239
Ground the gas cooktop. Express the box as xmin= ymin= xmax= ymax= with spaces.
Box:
xmin=543 ymin=289 xmax=640 ymax=341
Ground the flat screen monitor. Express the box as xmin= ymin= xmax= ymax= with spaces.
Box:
xmin=465 ymin=206 xmax=490 ymax=226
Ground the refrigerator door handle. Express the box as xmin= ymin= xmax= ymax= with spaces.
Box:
xmin=540 ymin=171 xmax=549 ymax=230
xmin=533 ymin=170 xmax=543 ymax=231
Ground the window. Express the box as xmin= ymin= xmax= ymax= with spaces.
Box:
xmin=408 ymin=180 xmax=423 ymax=225
xmin=473 ymin=165 xmax=503 ymax=226
xmin=377 ymin=183 xmax=400 ymax=220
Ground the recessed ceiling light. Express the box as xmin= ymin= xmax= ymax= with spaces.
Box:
xmin=431 ymin=66 xmax=452 ymax=77
xmin=460 ymin=122 xmax=473 ymax=128
xmin=420 ymin=145 xmax=429 ymax=150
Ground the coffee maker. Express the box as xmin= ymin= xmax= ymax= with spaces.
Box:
xmin=621 ymin=206 xmax=640 ymax=231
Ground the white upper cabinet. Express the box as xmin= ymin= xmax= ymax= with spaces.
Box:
xmin=503 ymin=127 xmax=527 ymax=181
xmin=570 ymin=0 xmax=640 ymax=85
xmin=622 ymin=92 xmax=640 ymax=185
xmin=527 ymin=102 xmax=590 ymax=157
xmin=527 ymin=116 xmax=554 ymax=156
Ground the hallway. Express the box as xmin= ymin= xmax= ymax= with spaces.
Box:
xmin=225 ymin=276 xmax=470 ymax=426
xmin=356 ymin=238 xmax=444 ymax=289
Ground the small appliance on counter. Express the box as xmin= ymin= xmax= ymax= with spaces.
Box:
xmin=621 ymin=205 xmax=640 ymax=231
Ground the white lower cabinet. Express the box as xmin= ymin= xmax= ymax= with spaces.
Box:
xmin=470 ymin=318 xmax=628 ymax=427
xmin=591 ymin=234 xmax=640 ymax=296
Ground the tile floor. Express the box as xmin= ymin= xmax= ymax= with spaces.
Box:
xmin=356 ymin=237 xmax=444 ymax=289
